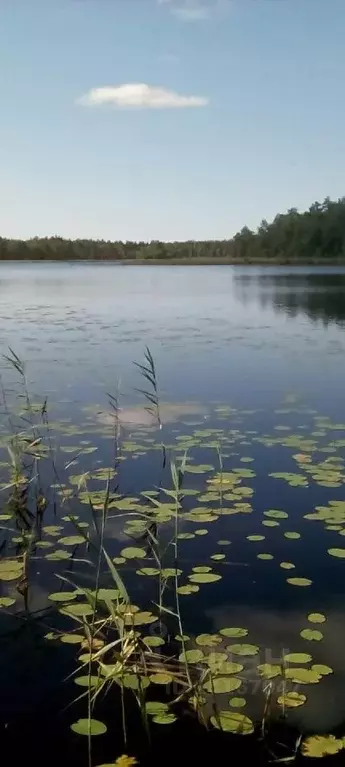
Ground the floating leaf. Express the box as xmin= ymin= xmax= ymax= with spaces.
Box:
xmin=312 ymin=664 xmax=333 ymax=676
xmin=246 ymin=535 xmax=265 ymax=542
xmin=227 ymin=644 xmax=259 ymax=656
xmin=46 ymin=550 xmax=72 ymax=561
xmin=328 ymin=548 xmax=345 ymax=558
xmin=302 ymin=735 xmax=344 ymax=758
xmin=229 ymin=697 xmax=246 ymax=708
xmin=145 ymin=701 xmax=169 ymax=715
xmin=210 ymin=711 xmax=254 ymax=734
xmin=220 ymin=627 xmax=248 ymax=638
xmin=149 ymin=673 xmax=173 ymax=685
xmin=262 ymin=520 xmax=280 ymax=527
xmin=287 ymin=577 xmax=312 ymax=587
xmin=217 ymin=540 xmax=231 ymax=545
xmin=60 ymin=633 xmax=84 ymax=644
xmin=58 ymin=536 xmax=85 ymax=546
xmin=196 ymin=633 xmax=222 ymax=647
xmin=48 ymin=591 xmax=78 ymax=602
xmin=62 ymin=603 xmax=94 ymax=617
xmin=71 ymin=718 xmax=107 ymax=736
xmin=122 ymin=674 xmax=150 ymax=690
xmin=210 ymin=553 xmax=226 ymax=561
xmin=120 ymin=547 xmax=147 ymax=559
xmin=188 ymin=573 xmax=221 ymax=584
xmin=203 ymin=676 xmax=241 ymax=694
xmin=300 ymin=629 xmax=323 ymax=642
xmin=0 ymin=597 xmax=15 ymax=608
xmin=143 ymin=636 xmax=165 ymax=648
xmin=177 ymin=584 xmax=199 ymax=595
xmin=284 ymin=532 xmax=301 ymax=540
xmin=179 ymin=649 xmax=204 ymax=663
xmin=280 ymin=562 xmax=295 ymax=570
xmin=152 ymin=713 xmax=177 ymax=724
xmin=285 ymin=667 xmax=321 ymax=684
xmin=257 ymin=553 xmax=273 ymax=560
xmin=192 ymin=566 xmax=212 ymax=573
xmin=136 ymin=567 xmax=160 ymax=576
xmin=284 ymin=653 xmax=312 ymax=664
xmin=257 ymin=664 xmax=281 ymax=679
xmin=74 ymin=676 xmax=100 ymax=688
xmin=161 ymin=568 xmax=182 ymax=578
xmin=184 ymin=464 xmax=214 ymax=474
xmin=264 ymin=510 xmax=288 ymax=519
xmin=277 ymin=691 xmax=306 ymax=708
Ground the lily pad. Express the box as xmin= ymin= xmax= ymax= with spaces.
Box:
xmin=277 ymin=691 xmax=306 ymax=708
xmin=71 ymin=718 xmax=107 ymax=736
xmin=229 ymin=697 xmax=246 ymax=708
xmin=257 ymin=663 xmax=281 ymax=679
xmin=0 ymin=597 xmax=15 ymax=608
xmin=219 ymin=627 xmax=248 ymax=638
xmin=196 ymin=633 xmax=222 ymax=647
xmin=284 ymin=532 xmax=301 ymax=540
xmin=152 ymin=713 xmax=177 ymax=724
xmin=227 ymin=644 xmax=259 ymax=656
xmin=328 ymin=548 xmax=345 ymax=558
xmin=280 ymin=562 xmax=295 ymax=570
xmin=210 ymin=711 xmax=254 ymax=734
xmin=300 ymin=629 xmax=323 ymax=641
xmin=203 ymin=676 xmax=241 ymax=694
xmin=58 ymin=536 xmax=85 ymax=546
xmin=311 ymin=664 xmax=333 ymax=676
xmin=188 ymin=573 xmax=221 ymax=584
xmin=302 ymin=735 xmax=344 ymax=758
xmin=284 ymin=653 xmax=312 ymax=664
xmin=257 ymin=553 xmax=273 ymax=560
xmin=287 ymin=577 xmax=312 ymax=587
xmin=120 ymin=547 xmax=147 ymax=559
xmin=285 ymin=667 xmax=321 ymax=684
xmin=179 ymin=649 xmax=204 ymax=663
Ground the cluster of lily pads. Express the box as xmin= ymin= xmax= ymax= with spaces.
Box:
xmin=2 ymin=396 xmax=345 ymax=760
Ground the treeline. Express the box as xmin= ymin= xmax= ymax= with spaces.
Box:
xmin=1 ymin=196 xmax=345 ymax=262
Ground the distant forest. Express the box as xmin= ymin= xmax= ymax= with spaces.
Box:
xmin=1 ymin=197 xmax=345 ymax=262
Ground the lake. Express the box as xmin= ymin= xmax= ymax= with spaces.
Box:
xmin=1 ymin=263 xmax=345 ymax=766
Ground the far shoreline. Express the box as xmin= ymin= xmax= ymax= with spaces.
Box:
xmin=0 ymin=257 xmax=345 ymax=266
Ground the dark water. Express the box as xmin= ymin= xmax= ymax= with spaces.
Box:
xmin=1 ymin=263 xmax=345 ymax=765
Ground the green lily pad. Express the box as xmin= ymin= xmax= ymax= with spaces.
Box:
xmin=264 ymin=510 xmax=288 ymax=519
xmin=257 ymin=663 xmax=281 ymax=679
xmin=0 ymin=597 xmax=15 ymax=608
xmin=196 ymin=633 xmax=222 ymax=647
xmin=152 ymin=713 xmax=177 ymax=724
xmin=284 ymin=532 xmax=301 ymax=540
xmin=280 ymin=562 xmax=295 ymax=570
xmin=179 ymin=649 xmax=204 ymax=663
xmin=287 ymin=577 xmax=312 ymax=587
xmin=74 ymin=676 xmax=100 ymax=688
xmin=285 ymin=667 xmax=321 ymax=684
xmin=145 ymin=701 xmax=169 ymax=715
xmin=302 ymin=735 xmax=344 ymax=758
xmin=62 ymin=603 xmax=94 ymax=617
xmin=210 ymin=554 xmax=226 ymax=561
xmin=58 ymin=536 xmax=85 ymax=546
xmin=48 ymin=591 xmax=78 ymax=602
xmin=311 ymin=664 xmax=333 ymax=676
xmin=227 ymin=644 xmax=259 ymax=656
xmin=246 ymin=535 xmax=265 ymax=542
xmin=71 ymin=718 xmax=106 ymax=736
xmin=277 ymin=691 xmax=306 ymax=708
xmin=210 ymin=711 xmax=254 ymax=734
xmin=257 ymin=553 xmax=274 ymax=560
xmin=229 ymin=697 xmax=246 ymax=708
xmin=150 ymin=672 xmax=173 ymax=685
xmin=177 ymin=584 xmax=199 ymax=595
xmin=120 ymin=547 xmax=147 ymax=559
xmin=220 ymin=627 xmax=248 ymax=638
xmin=188 ymin=573 xmax=221 ymax=584
xmin=203 ymin=676 xmax=242 ymax=694
xmin=143 ymin=636 xmax=165 ymax=647
xmin=136 ymin=567 xmax=160 ymax=576
xmin=284 ymin=653 xmax=312 ymax=664
xmin=300 ymin=629 xmax=323 ymax=641
xmin=328 ymin=548 xmax=345 ymax=558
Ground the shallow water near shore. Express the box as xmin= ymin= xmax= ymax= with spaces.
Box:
xmin=1 ymin=262 xmax=345 ymax=765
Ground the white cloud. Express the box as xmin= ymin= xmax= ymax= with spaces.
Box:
xmin=78 ymin=83 xmax=208 ymax=109
xmin=158 ymin=0 xmax=231 ymax=22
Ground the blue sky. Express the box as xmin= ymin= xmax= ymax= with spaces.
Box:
xmin=1 ymin=0 xmax=345 ymax=241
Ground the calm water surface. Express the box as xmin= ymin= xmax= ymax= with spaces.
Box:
xmin=1 ymin=263 xmax=345 ymax=765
